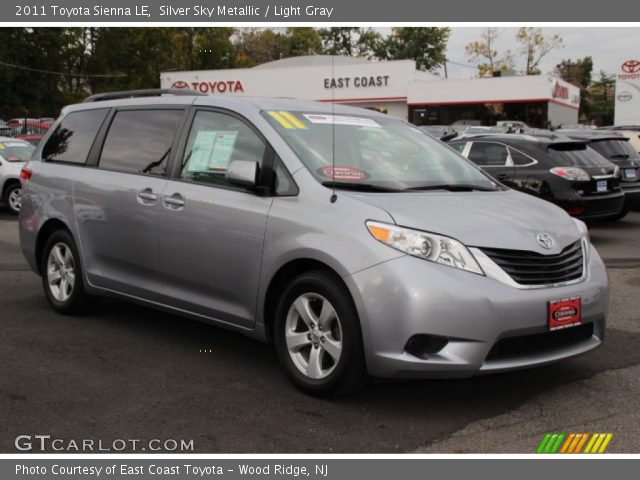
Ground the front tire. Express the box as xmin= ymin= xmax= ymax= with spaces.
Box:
xmin=274 ymin=271 xmax=368 ymax=397
xmin=41 ymin=230 xmax=95 ymax=314
xmin=3 ymin=183 xmax=21 ymax=214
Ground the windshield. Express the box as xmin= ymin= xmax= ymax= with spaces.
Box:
xmin=547 ymin=145 xmax=612 ymax=167
xmin=589 ymin=139 xmax=639 ymax=160
xmin=0 ymin=141 xmax=35 ymax=161
xmin=263 ymin=111 xmax=496 ymax=191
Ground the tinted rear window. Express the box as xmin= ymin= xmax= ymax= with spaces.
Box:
xmin=547 ymin=145 xmax=611 ymax=167
xmin=42 ymin=109 xmax=108 ymax=164
xmin=589 ymin=139 xmax=639 ymax=159
xmin=98 ymin=110 xmax=183 ymax=175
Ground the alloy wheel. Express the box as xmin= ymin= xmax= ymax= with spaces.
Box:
xmin=285 ymin=293 xmax=343 ymax=379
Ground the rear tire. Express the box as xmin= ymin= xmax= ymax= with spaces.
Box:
xmin=273 ymin=270 xmax=368 ymax=397
xmin=3 ymin=183 xmax=21 ymax=215
xmin=41 ymin=230 xmax=96 ymax=314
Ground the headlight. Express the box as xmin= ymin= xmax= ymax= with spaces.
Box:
xmin=572 ymin=217 xmax=590 ymax=258
xmin=366 ymin=221 xmax=484 ymax=275
xmin=550 ymin=167 xmax=591 ymax=181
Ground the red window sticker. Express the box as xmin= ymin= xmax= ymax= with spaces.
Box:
xmin=318 ymin=166 xmax=369 ymax=181
xmin=548 ymin=296 xmax=581 ymax=331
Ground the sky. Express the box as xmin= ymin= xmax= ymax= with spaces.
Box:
xmin=438 ymin=27 xmax=637 ymax=79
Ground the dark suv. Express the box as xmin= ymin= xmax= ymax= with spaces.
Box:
xmin=558 ymin=131 xmax=640 ymax=217
xmin=448 ymin=135 xmax=625 ymax=221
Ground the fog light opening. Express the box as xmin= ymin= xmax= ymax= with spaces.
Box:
xmin=405 ymin=335 xmax=448 ymax=359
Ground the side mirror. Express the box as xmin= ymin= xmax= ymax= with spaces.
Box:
xmin=225 ymin=160 xmax=258 ymax=187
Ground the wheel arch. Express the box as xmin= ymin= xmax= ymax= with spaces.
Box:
xmin=2 ymin=177 xmax=21 ymax=198
xmin=262 ymin=258 xmax=355 ymax=342
xmin=35 ymin=218 xmax=73 ymax=275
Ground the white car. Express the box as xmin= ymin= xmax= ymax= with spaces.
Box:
xmin=0 ymin=137 xmax=35 ymax=214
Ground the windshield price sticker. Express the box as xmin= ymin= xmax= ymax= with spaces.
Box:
xmin=303 ymin=114 xmax=381 ymax=128
xmin=318 ymin=166 xmax=369 ymax=181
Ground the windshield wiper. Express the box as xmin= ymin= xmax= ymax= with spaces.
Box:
xmin=609 ymin=154 xmax=630 ymax=159
xmin=321 ymin=181 xmax=402 ymax=192
xmin=406 ymin=183 xmax=499 ymax=192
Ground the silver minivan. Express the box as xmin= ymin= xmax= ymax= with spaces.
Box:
xmin=19 ymin=91 xmax=608 ymax=396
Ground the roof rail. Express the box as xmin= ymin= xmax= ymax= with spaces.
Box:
xmin=83 ymin=89 xmax=206 ymax=103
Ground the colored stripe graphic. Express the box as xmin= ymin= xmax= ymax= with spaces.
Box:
xmin=574 ymin=433 xmax=589 ymax=453
xmin=538 ymin=433 xmax=613 ymax=453
xmin=584 ymin=433 xmax=599 ymax=453
xmin=597 ymin=434 xmax=613 ymax=453
xmin=560 ymin=433 xmax=576 ymax=453
xmin=278 ymin=111 xmax=306 ymax=129
xmin=537 ymin=433 xmax=565 ymax=453
xmin=268 ymin=111 xmax=293 ymax=129
xmin=537 ymin=433 xmax=552 ymax=453
xmin=549 ymin=433 xmax=565 ymax=453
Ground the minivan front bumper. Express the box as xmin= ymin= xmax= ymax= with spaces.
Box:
xmin=346 ymin=244 xmax=608 ymax=379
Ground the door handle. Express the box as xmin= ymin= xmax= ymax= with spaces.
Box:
xmin=494 ymin=173 xmax=510 ymax=180
xmin=137 ymin=188 xmax=158 ymax=204
xmin=163 ymin=193 xmax=185 ymax=209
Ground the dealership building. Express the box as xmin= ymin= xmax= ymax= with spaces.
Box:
xmin=161 ymin=55 xmax=580 ymax=128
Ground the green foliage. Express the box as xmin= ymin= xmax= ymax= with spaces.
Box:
xmin=378 ymin=28 xmax=451 ymax=71
xmin=0 ymin=27 xmax=451 ymax=118
xmin=555 ymin=57 xmax=594 ymax=117
xmin=588 ymin=71 xmax=616 ymax=126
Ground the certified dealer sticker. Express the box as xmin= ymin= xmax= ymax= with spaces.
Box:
xmin=548 ymin=296 xmax=582 ymax=331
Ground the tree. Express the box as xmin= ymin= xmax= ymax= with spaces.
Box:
xmin=378 ymin=27 xmax=450 ymax=72
xmin=555 ymin=57 xmax=593 ymax=88
xmin=555 ymin=57 xmax=593 ymax=117
xmin=588 ymin=71 xmax=616 ymax=126
xmin=356 ymin=28 xmax=385 ymax=59
xmin=318 ymin=27 xmax=360 ymax=56
xmin=284 ymin=28 xmax=322 ymax=57
xmin=516 ymin=27 xmax=563 ymax=75
xmin=192 ymin=28 xmax=236 ymax=70
xmin=0 ymin=28 xmax=89 ymax=117
xmin=465 ymin=28 xmax=514 ymax=77
xmin=233 ymin=28 xmax=287 ymax=66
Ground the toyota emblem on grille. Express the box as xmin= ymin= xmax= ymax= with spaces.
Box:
xmin=536 ymin=233 xmax=555 ymax=250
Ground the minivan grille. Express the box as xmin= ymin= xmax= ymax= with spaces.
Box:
xmin=481 ymin=241 xmax=584 ymax=286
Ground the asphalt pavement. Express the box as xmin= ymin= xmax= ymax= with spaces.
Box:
xmin=0 ymin=210 xmax=639 ymax=453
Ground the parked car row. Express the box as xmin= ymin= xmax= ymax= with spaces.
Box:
xmin=0 ymin=117 xmax=54 ymax=146
xmin=445 ymin=131 xmax=639 ymax=222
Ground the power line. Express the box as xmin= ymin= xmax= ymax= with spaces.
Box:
xmin=446 ymin=59 xmax=478 ymax=69
xmin=0 ymin=60 xmax=127 ymax=78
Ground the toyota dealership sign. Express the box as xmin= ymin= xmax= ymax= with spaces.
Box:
xmin=615 ymin=58 xmax=640 ymax=125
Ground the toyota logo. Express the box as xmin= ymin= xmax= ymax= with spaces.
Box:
xmin=171 ymin=81 xmax=189 ymax=89
xmin=536 ymin=233 xmax=555 ymax=250
xmin=621 ymin=60 xmax=640 ymax=74
xmin=617 ymin=91 xmax=633 ymax=102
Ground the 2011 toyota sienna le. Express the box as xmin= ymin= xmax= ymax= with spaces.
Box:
xmin=19 ymin=90 xmax=608 ymax=396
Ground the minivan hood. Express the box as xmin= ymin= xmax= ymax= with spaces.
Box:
xmin=346 ymin=189 xmax=580 ymax=254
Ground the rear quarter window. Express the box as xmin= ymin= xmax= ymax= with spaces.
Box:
xmin=42 ymin=109 xmax=108 ymax=164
